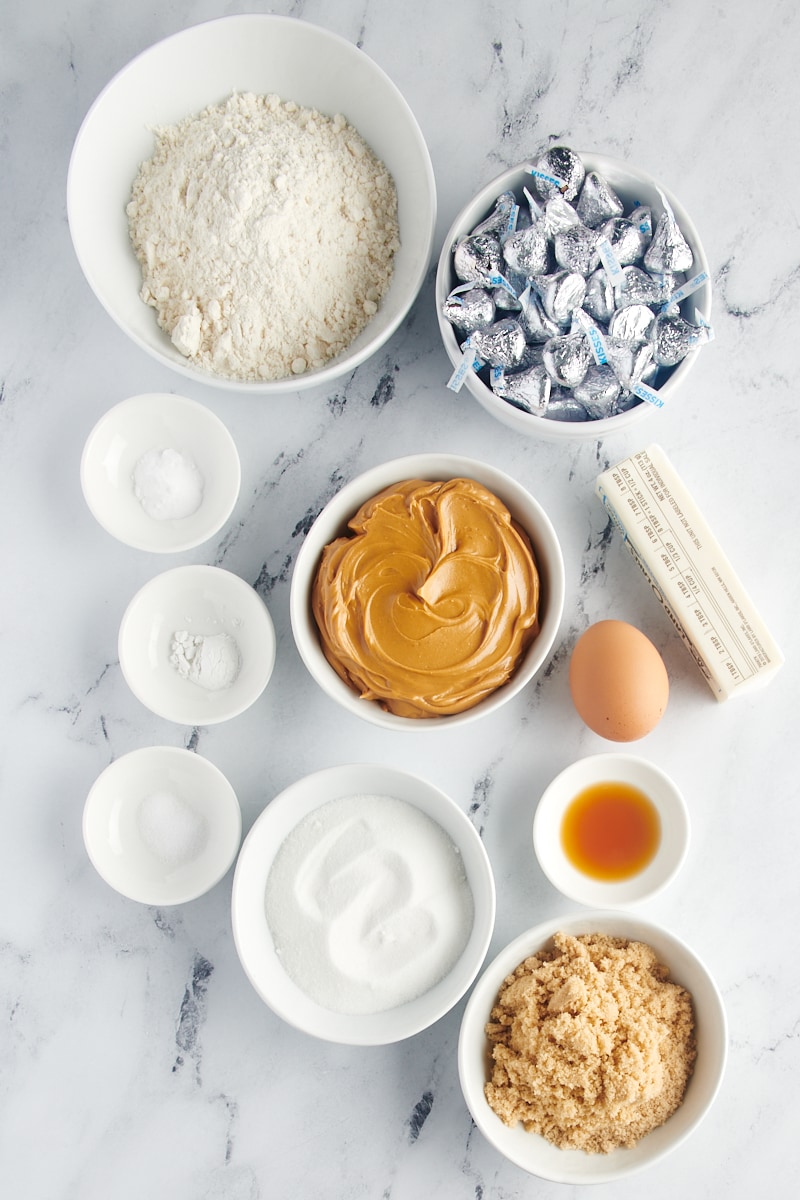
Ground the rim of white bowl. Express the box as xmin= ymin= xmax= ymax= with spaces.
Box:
xmin=435 ymin=151 xmax=712 ymax=441
xmin=289 ymin=453 xmax=566 ymax=730
xmin=66 ymin=13 xmax=437 ymax=394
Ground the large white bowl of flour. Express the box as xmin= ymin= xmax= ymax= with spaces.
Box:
xmin=67 ymin=15 xmax=436 ymax=393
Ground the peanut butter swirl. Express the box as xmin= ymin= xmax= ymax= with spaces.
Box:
xmin=311 ymin=478 xmax=540 ymax=717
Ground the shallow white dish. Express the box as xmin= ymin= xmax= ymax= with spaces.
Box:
xmin=80 ymin=392 xmax=241 ymax=553
xmin=232 ymin=762 xmax=496 ymax=1045
xmin=532 ymin=754 xmax=690 ymax=907
xmin=118 ymin=564 xmax=276 ymax=725
xmin=83 ymin=745 xmax=242 ymax=905
xmin=289 ymin=453 xmax=565 ymax=731
xmin=458 ymin=911 xmax=727 ymax=1184
xmin=436 ymin=151 xmax=711 ymax=441
xmin=67 ymin=13 xmax=436 ymax=393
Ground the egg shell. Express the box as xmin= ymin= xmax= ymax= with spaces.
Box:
xmin=568 ymin=619 xmax=669 ymax=741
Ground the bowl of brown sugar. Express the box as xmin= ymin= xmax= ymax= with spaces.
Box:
xmin=458 ymin=912 xmax=727 ymax=1183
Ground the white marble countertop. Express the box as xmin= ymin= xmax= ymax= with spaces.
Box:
xmin=3 ymin=1 xmax=798 ymax=1196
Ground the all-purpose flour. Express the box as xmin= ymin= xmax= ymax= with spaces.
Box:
xmin=127 ymin=92 xmax=399 ymax=382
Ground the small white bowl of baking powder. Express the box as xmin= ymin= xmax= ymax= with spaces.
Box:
xmin=80 ymin=393 xmax=241 ymax=553
xmin=83 ymin=746 xmax=242 ymax=905
xmin=232 ymin=762 xmax=496 ymax=1045
xmin=118 ymin=565 xmax=276 ymax=725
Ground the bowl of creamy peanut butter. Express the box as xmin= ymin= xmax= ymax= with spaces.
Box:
xmin=289 ymin=454 xmax=565 ymax=729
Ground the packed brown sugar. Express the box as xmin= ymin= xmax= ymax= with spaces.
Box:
xmin=484 ymin=932 xmax=696 ymax=1153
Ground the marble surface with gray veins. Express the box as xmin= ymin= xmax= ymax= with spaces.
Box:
xmin=2 ymin=1 xmax=798 ymax=1197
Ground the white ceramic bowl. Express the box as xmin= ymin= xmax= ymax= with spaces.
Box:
xmin=232 ymin=762 xmax=496 ymax=1045
xmin=436 ymin=152 xmax=711 ymax=441
xmin=67 ymin=14 xmax=436 ymax=393
xmin=80 ymin=393 xmax=241 ymax=553
xmin=118 ymin=565 xmax=276 ymax=725
xmin=83 ymin=746 xmax=242 ymax=905
xmin=532 ymin=754 xmax=690 ymax=907
xmin=289 ymin=454 xmax=565 ymax=730
xmin=459 ymin=911 xmax=727 ymax=1184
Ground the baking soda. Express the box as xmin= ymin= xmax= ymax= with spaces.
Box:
xmin=132 ymin=447 xmax=204 ymax=520
xmin=265 ymin=793 xmax=474 ymax=1014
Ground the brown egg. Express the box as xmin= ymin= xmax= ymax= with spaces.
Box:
xmin=569 ymin=620 xmax=669 ymax=741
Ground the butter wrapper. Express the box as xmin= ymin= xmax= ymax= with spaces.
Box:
xmin=596 ymin=444 xmax=784 ymax=701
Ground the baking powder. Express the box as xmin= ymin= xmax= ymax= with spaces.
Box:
xmin=170 ymin=631 xmax=241 ymax=691
xmin=127 ymin=92 xmax=399 ymax=382
xmin=265 ymin=793 xmax=474 ymax=1014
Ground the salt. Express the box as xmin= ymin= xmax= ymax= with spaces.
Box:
xmin=264 ymin=793 xmax=475 ymax=1014
xmin=132 ymin=447 xmax=204 ymax=520
xmin=136 ymin=789 xmax=208 ymax=868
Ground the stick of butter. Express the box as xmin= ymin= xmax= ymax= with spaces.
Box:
xmin=595 ymin=444 xmax=784 ymax=701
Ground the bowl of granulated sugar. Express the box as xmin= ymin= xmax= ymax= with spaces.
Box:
xmin=232 ymin=762 xmax=496 ymax=1045
xmin=67 ymin=14 xmax=436 ymax=394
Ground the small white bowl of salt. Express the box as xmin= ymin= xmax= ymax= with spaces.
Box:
xmin=82 ymin=746 xmax=242 ymax=905
xmin=118 ymin=564 xmax=276 ymax=725
xmin=80 ymin=392 xmax=241 ymax=553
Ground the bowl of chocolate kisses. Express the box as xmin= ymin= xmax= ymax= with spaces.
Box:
xmin=436 ymin=146 xmax=712 ymax=441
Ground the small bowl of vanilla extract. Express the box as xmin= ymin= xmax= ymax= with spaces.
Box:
xmin=532 ymin=754 xmax=690 ymax=908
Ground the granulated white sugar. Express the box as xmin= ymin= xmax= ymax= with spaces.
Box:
xmin=265 ymin=793 xmax=474 ymax=1014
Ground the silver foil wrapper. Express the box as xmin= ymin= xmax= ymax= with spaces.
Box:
xmin=518 ymin=290 xmax=561 ymax=343
xmin=573 ymin=363 xmax=623 ymax=417
xmin=453 ymin=233 xmax=504 ymax=284
xmin=471 ymin=190 xmax=518 ymax=238
xmin=544 ymin=195 xmax=582 ymax=237
xmin=472 ymin=318 xmax=528 ymax=369
xmin=502 ymin=222 xmax=551 ymax=278
xmin=538 ymin=271 xmax=587 ymax=326
xmin=554 ymin=224 xmax=600 ymax=276
xmin=543 ymin=331 xmax=592 ymax=387
xmin=442 ymin=287 xmax=496 ymax=333
xmin=650 ymin=312 xmax=699 ymax=366
xmin=598 ymin=216 xmax=648 ymax=267
xmin=608 ymin=303 xmax=655 ymax=343
xmin=492 ymin=363 xmax=551 ymax=414
xmin=628 ymin=204 xmax=654 ymax=240
xmin=530 ymin=146 xmax=586 ymax=202
xmin=575 ymin=171 xmax=624 ymax=228
xmin=617 ymin=265 xmax=666 ymax=307
xmin=644 ymin=207 xmax=694 ymax=273
xmin=544 ymin=389 xmax=591 ymax=422
xmin=605 ymin=336 xmax=656 ymax=389
xmin=493 ymin=283 xmax=522 ymax=312
xmin=583 ymin=269 xmax=616 ymax=324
